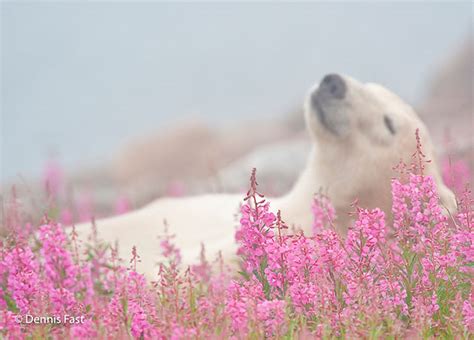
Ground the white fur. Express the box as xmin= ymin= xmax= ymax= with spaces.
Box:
xmin=75 ymin=75 xmax=456 ymax=278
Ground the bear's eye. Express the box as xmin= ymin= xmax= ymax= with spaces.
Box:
xmin=383 ymin=115 xmax=396 ymax=135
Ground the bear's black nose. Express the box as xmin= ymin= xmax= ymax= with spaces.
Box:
xmin=319 ymin=73 xmax=346 ymax=99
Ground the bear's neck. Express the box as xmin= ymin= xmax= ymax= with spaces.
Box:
xmin=285 ymin=147 xmax=322 ymax=201
xmin=272 ymin=147 xmax=323 ymax=233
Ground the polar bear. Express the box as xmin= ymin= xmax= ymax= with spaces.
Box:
xmin=75 ymin=74 xmax=456 ymax=278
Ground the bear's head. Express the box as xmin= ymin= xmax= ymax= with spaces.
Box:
xmin=304 ymin=74 xmax=456 ymax=228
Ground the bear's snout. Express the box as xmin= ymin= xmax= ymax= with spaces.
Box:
xmin=319 ymin=73 xmax=346 ymax=99
xmin=309 ymin=73 xmax=350 ymax=136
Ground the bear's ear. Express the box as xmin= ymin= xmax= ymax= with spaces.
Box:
xmin=438 ymin=184 xmax=457 ymax=217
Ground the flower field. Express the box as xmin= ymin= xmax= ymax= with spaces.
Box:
xmin=0 ymin=154 xmax=473 ymax=339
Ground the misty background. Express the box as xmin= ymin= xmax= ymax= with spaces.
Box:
xmin=1 ymin=2 xmax=472 ymax=185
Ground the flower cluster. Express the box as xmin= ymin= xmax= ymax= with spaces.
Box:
xmin=0 ymin=161 xmax=472 ymax=338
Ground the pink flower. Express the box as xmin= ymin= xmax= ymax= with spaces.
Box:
xmin=160 ymin=237 xmax=181 ymax=266
xmin=312 ymin=193 xmax=336 ymax=234
xmin=115 ymin=195 xmax=131 ymax=215
xmin=225 ymin=279 xmax=264 ymax=335
xmin=256 ymin=300 xmax=286 ymax=336
xmin=166 ymin=180 xmax=186 ymax=197
xmin=76 ymin=192 xmax=94 ymax=223
xmin=462 ymin=296 xmax=474 ymax=333
xmin=70 ymin=319 xmax=98 ymax=339
xmin=129 ymin=303 xmax=151 ymax=338
xmin=43 ymin=159 xmax=64 ymax=198
xmin=442 ymin=157 xmax=470 ymax=194
xmin=39 ymin=223 xmax=79 ymax=289
xmin=3 ymin=246 xmax=41 ymax=314
xmin=0 ymin=311 xmax=23 ymax=339
xmin=60 ymin=207 xmax=74 ymax=225
xmin=191 ymin=243 xmax=211 ymax=283
xmin=0 ymin=158 xmax=472 ymax=338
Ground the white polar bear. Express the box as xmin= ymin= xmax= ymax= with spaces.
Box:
xmin=75 ymin=74 xmax=457 ymax=278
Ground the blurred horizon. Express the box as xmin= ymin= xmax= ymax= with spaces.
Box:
xmin=1 ymin=2 xmax=472 ymax=183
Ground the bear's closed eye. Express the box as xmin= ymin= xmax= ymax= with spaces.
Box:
xmin=384 ymin=115 xmax=396 ymax=135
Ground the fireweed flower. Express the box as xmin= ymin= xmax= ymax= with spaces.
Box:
xmin=442 ymin=157 xmax=471 ymax=194
xmin=2 ymin=246 xmax=41 ymax=314
xmin=462 ymin=295 xmax=474 ymax=333
xmin=39 ymin=223 xmax=79 ymax=290
xmin=0 ymin=311 xmax=22 ymax=339
xmin=256 ymin=299 xmax=286 ymax=336
xmin=42 ymin=159 xmax=64 ymax=198
xmin=115 ymin=195 xmax=132 ymax=215
xmin=76 ymin=192 xmax=95 ymax=223
xmin=225 ymin=278 xmax=264 ymax=335
xmin=0 ymin=155 xmax=472 ymax=338
xmin=159 ymin=222 xmax=182 ymax=266
xmin=312 ymin=192 xmax=336 ymax=234
xmin=190 ymin=243 xmax=212 ymax=283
